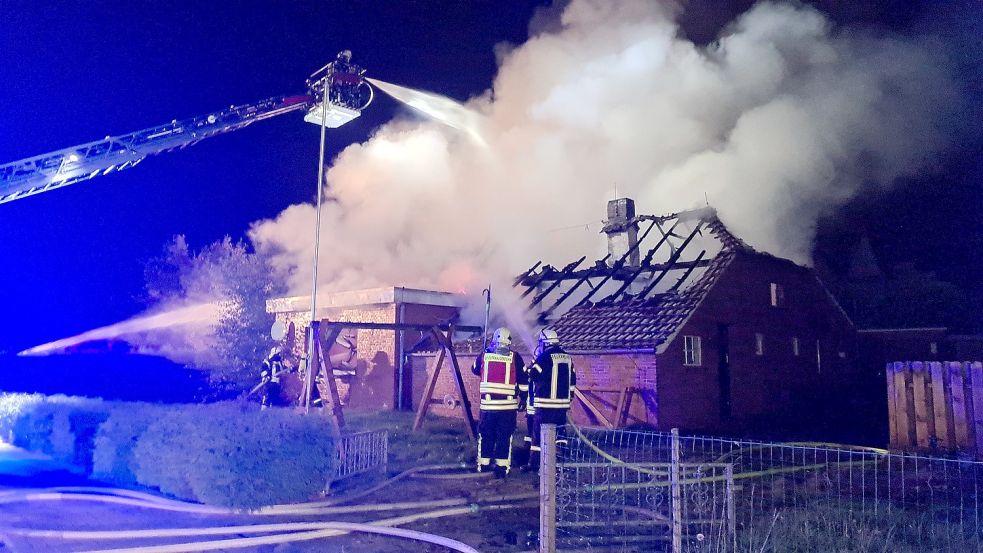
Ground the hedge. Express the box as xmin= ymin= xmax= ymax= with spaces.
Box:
xmin=0 ymin=393 xmax=337 ymax=509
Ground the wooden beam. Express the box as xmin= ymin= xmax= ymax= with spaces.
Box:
xmin=602 ymin=219 xmax=682 ymax=304
xmin=316 ymin=323 xmax=345 ymax=433
xmin=636 ymin=222 xmax=704 ymax=299
xmin=668 ymin=249 xmax=706 ymax=292
xmin=513 ymin=260 xmax=542 ymax=287
xmin=320 ymin=321 xmax=482 ymax=334
xmin=575 ymin=220 xmax=658 ymax=308
xmin=412 ymin=340 xmax=446 ymax=432
xmin=573 ymin=388 xmax=614 ymax=428
xmin=530 ymin=256 xmax=587 ymax=308
xmin=438 ymin=325 xmax=477 ymax=441
xmin=540 ymin=254 xmax=611 ymax=319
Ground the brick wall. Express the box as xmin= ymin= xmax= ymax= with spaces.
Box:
xmin=411 ymin=350 xmax=659 ymax=428
xmin=569 ymin=353 xmax=658 ymax=427
xmin=272 ymin=301 xmax=462 ymax=411
xmin=657 ymin=252 xmax=859 ymax=435
xmin=411 ymin=352 xmax=481 ymax=420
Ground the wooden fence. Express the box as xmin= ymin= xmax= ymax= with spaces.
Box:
xmin=887 ymin=361 xmax=983 ymax=456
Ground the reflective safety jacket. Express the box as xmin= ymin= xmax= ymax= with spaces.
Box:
xmin=471 ymin=349 xmax=527 ymax=411
xmin=529 ymin=346 xmax=576 ymax=409
xmin=262 ymin=353 xmax=286 ymax=383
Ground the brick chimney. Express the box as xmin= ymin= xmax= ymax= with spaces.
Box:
xmin=602 ymin=197 xmax=639 ymax=267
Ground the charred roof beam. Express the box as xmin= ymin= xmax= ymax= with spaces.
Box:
xmin=530 ymin=256 xmax=587 ymax=308
xmin=635 ymin=221 xmax=705 ymax=300
xmin=539 ymin=254 xmax=611 ymax=319
xmin=600 ymin=218 xmax=683 ymax=305
xmin=574 ymin=219 xmax=659 ymax=308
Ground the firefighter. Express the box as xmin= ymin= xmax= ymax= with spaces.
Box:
xmin=471 ymin=327 xmax=527 ymax=478
xmin=520 ymin=342 xmax=539 ymax=471
xmin=260 ymin=346 xmax=291 ymax=409
xmin=527 ymin=329 xmax=576 ymax=471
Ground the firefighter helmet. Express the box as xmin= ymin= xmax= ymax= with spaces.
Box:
xmin=538 ymin=328 xmax=560 ymax=347
xmin=337 ymin=49 xmax=352 ymax=62
xmin=492 ymin=327 xmax=512 ymax=348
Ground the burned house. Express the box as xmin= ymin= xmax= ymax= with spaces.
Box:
xmin=415 ymin=198 xmax=860 ymax=437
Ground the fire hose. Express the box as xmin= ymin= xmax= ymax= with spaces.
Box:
xmin=0 ymin=464 xmax=538 ymax=552
xmin=569 ymin=422 xmax=890 ymax=487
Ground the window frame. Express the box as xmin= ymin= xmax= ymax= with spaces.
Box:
xmin=683 ymin=335 xmax=702 ymax=367
xmin=770 ymin=282 xmax=785 ymax=307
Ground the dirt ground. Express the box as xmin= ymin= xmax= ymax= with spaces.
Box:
xmin=0 ymin=411 xmax=542 ymax=553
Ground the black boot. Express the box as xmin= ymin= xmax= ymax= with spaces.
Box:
xmin=494 ymin=465 xmax=507 ymax=479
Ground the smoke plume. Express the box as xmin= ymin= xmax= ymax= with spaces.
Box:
xmin=249 ymin=0 xmax=957 ymax=327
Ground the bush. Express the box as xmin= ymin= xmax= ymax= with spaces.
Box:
xmin=3 ymin=393 xmax=338 ymax=509
xmin=1 ymin=393 xmax=110 ymax=470
xmin=91 ymin=403 xmax=165 ymax=485
xmin=131 ymin=403 xmax=336 ymax=508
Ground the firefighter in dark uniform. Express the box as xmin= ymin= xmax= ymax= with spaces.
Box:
xmin=471 ymin=327 xmax=527 ymax=478
xmin=260 ymin=346 xmax=291 ymax=409
xmin=527 ymin=329 xmax=576 ymax=470
xmin=521 ymin=343 xmax=538 ymax=471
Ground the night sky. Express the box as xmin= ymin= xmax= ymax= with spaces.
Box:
xmin=0 ymin=0 xmax=980 ymax=355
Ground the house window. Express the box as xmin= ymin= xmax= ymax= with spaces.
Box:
xmin=770 ymin=283 xmax=785 ymax=307
xmin=930 ymin=342 xmax=938 ymax=355
xmin=684 ymin=336 xmax=702 ymax=366
xmin=792 ymin=337 xmax=800 ymax=357
xmin=755 ymin=333 xmax=764 ymax=356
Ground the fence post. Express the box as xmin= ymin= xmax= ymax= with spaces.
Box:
xmin=725 ymin=463 xmax=736 ymax=553
xmin=671 ymin=428 xmax=682 ymax=553
xmin=540 ymin=423 xmax=558 ymax=553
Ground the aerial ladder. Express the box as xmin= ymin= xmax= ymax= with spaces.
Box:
xmin=0 ymin=51 xmax=373 ymax=205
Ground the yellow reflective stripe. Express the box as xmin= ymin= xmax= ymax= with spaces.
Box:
xmin=535 ymin=399 xmax=571 ymax=407
xmin=480 ymin=383 xmax=516 ymax=393
xmin=480 ymin=404 xmax=519 ymax=411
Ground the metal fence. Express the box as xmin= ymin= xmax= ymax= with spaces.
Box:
xmin=328 ymin=429 xmax=388 ymax=485
xmin=543 ymin=425 xmax=983 ymax=553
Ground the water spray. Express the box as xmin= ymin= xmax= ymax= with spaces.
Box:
xmin=366 ymin=78 xmax=486 ymax=144
xmin=18 ymin=303 xmax=223 ymax=357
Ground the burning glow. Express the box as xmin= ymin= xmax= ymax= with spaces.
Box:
xmin=19 ymin=302 xmax=222 ymax=357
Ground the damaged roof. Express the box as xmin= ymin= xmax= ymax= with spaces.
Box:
xmin=514 ymin=205 xmax=753 ymax=353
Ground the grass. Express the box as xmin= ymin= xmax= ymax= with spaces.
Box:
xmin=738 ymin=502 xmax=983 ymax=553
xmin=343 ymin=409 xmax=474 ymax=473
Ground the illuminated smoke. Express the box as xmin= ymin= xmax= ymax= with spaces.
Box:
xmin=248 ymin=0 xmax=956 ymax=329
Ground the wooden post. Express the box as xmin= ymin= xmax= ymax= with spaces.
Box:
xmin=893 ymin=365 xmax=912 ymax=449
xmin=929 ymin=362 xmax=952 ymax=449
xmin=950 ymin=362 xmax=971 ymax=449
xmin=317 ymin=323 xmax=346 ymax=432
xmin=437 ymin=325 xmax=477 ymax=441
xmin=412 ymin=342 xmax=446 ymax=432
xmin=539 ymin=423 xmax=557 ymax=553
xmin=725 ymin=463 xmax=736 ymax=553
xmin=969 ymin=362 xmax=983 ymax=459
xmin=911 ymin=362 xmax=930 ymax=449
xmin=670 ymin=428 xmax=683 ymax=553
xmin=886 ymin=363 xmax=898 ymax=448
xmin=572 ymin=388 xmax=614 ymax=428
xmin=614 ymin=387 xmax=630 ymax=428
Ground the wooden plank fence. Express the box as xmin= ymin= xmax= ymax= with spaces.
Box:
xmin=888 ymin=361 xmax=983 ymax=456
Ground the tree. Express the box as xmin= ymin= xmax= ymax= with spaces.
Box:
xmin=144 ymin=236 xmax=284 ymax=395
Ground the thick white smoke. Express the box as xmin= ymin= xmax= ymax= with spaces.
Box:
xmin=249 ymin=0 xmax=955 ymax=328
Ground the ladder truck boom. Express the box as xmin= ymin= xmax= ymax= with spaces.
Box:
xmin=0 ymin=54 xmax=372 ymax=205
